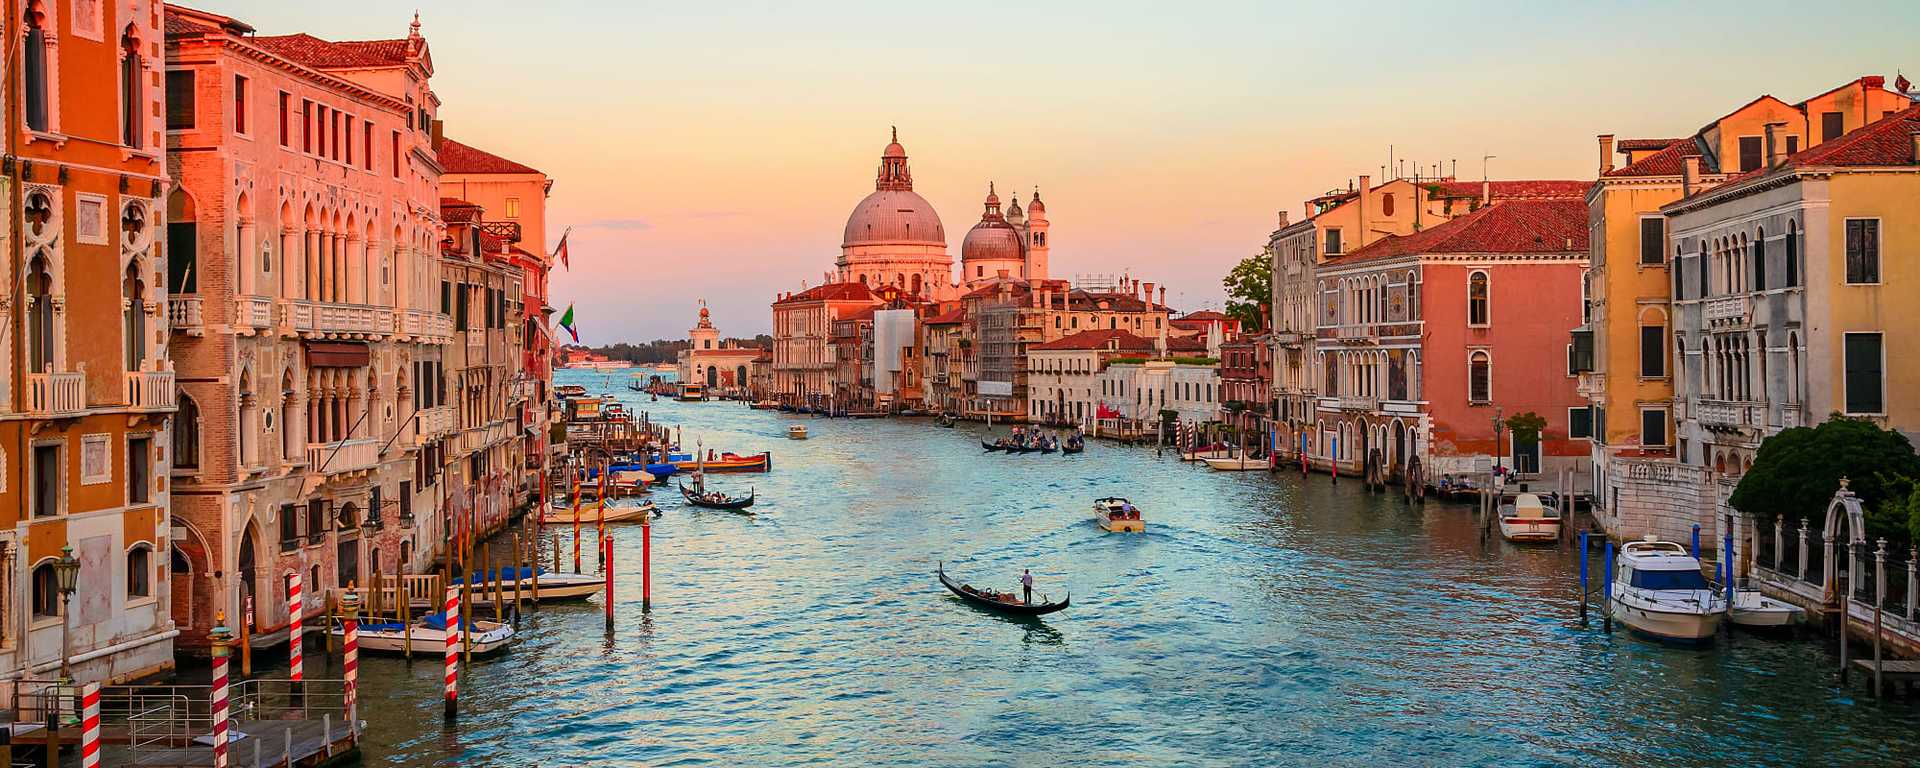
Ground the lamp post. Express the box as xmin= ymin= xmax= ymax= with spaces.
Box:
xmin=1489 ymin=406 xmax=1506 ymax=482
xmin=54 ymin=545 xmax=80 ymax=682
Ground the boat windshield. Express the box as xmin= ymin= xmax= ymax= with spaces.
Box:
xmin=1628 ymin=568 xmax=1710 ymax=591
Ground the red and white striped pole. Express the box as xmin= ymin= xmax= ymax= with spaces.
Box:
xmin=287 ymin=571 xmax=304 ymax=683
xmin=443 ymin=584 xmax=460 ymax=721
xmin=79 ymin=682 xmax=100 ymax=768
xmin=340 ymin=590 xmax=362 ymax=734
xmin=210 ymin=614 xmax=235 ymax=768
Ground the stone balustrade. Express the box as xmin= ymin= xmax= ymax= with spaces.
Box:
xmin=306 ymin=437 xmax=379 ymax=476
xmin=125 ymin=370 xmax=175 ymax=413
xmin=27 ymin=371 xmax=86 ymax=416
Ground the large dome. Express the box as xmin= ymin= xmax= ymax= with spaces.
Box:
xmin=842 ymin=188 xmax=946 ymax=247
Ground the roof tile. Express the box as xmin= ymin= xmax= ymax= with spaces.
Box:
xmin=1328 ymin=198 xmax=1588 ymax=266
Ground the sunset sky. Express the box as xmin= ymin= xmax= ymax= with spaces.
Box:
xmin=192 ymin=1 xmax=1914 ymax=343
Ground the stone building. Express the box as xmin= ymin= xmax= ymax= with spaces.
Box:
xmin=164 ymin=6 xmax=452 ymax=651
xmin=0 ymin=0 xmax=177 ymax=684
xmin=676 ymin=304 xmax=759 ymax=397
xmin=1027 ymin=330 xmax=1156 ymax=426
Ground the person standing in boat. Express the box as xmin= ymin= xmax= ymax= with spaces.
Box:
xmin=1021 ymin=569 xmax=1034 ymax=604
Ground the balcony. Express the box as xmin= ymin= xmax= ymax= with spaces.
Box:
xmin=235 ymin=295 xmax=274 ymax=333
xmin=398 ymin=309 xmax=454 ymax=341
xmin=1703 ymin=295 xmax=1751 ymax=327
xmin=27 ymin=372 xmax=86 ymax=416
xmin=282 ymin=299 xmax=392 ymax=339
xmin=125 ymin=370 xmax=175 ymax=413
xmin=306 ymin=437 xmax=379 ymax=477
xmin=1336 ymin=395 xmax=1379 ymax=412
xmin=1332 ymin=325 xmax=1377 ymax=345
xmin=1780 ymin=403 xmax=1805 ymax=429
xmin=415 ymin=405 xmax=456 ymax=445
xmin=169 ymin=295 xmax=205 ymax=335
xmin=1697 ymin=398 xmax=1761 ymax=429
xmin=1576 ymin=372 xmax=1607 ymax=399
xmin=1272 ymin=331 xmax=1305 ymax=347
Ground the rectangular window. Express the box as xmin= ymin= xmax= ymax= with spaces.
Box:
xmin=1845 ymin=219 xmax=1880 ymax=283
xmin=127 ymin=436 xmax=151 ymax=505
xmin=301 ymin=99 xmax=312 ymax=152
xmin=344 ymin=116 xmax=353 ymax=165
xmin=1737 ymin=136 xmax=1763 ymax=172
xmin=1786 ymin=135 xmax=1799 ymax=155
xmin=165 ymin=70 xmax=195 ymax=130
xmin=363 ymin=123 xmax=375 ymax=170
xmin=1844 ymin=333 xmax=1884 ymax=414
xmin=1639 ymin=217 xmax=1665 ymax=265
xmin=1822 ymin=111 xmax=1845 ymax=142
xmin=1640 ymin=408 xmax=1668 ymax=447
xmin=306 ymin=499 xmax=326 ymax=542
xmin=278 ymin=92 xmax=290 ymax=146
xmin=127 ymin=546 xmax=151 ymax=598
xmin=280 ymin=504 xmax=298 ymax=551
xmin=31 ymin=445 xmax=60 ymax=519
xmin=233 ymin=75 xmax=249 ymax=135
xmin=1569 ymin=407 xmax=1593 ymax=439
xmin=315 ymin=104 xmax=328 ymax=155
xmin=505 ymin=198 xmax=521 ymax=218
xmin=1324 ymin=228 xmax=1343 ymax=255
xmin=392 ymin=131 xmax=402 ymax=178
xmin=1639 ymin=325 xmax=1665 ymax=378
xmin=331 ymin=111 xmax=342 ymax=160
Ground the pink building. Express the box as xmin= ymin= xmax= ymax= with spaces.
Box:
xmin=1317 ymin=196 xmax=1591 ymax=489
xmin=165 ymin=7 xmax=450 ymax=651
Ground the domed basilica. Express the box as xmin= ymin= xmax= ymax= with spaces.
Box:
xmin=836 ymin=129 xmax=1049 ymax=301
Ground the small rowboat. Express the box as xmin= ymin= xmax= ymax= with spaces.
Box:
xmin=680 ymin=483 xmax=755 ymax=511
xmin=1730 ymin=589 xmax=1804 ymax=630
xmin=937 ymin=562 xmax=1068 ymax=617
xmin=541 ymin=499 xmax=659 ymax=525
xmin=455 ymin=566 xmax=604 ymax=602
xmin=671 ymin=452 xmax=772 ymax=473
xmin=331 ymin=614 xmax=516 ymax=656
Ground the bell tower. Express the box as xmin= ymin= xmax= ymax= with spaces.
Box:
xmin=1025 ymin=187 xmax=1049 ymax=282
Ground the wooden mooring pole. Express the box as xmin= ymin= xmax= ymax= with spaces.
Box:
xmin=1578 ymin=530 xmax=1590 ymax=627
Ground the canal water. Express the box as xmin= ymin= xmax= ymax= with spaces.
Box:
xmin=349 ymin=369 xmax=1920 ymax=766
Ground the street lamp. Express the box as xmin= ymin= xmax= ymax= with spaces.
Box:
xmin=53 ymin=545 xmax=80 ymax=681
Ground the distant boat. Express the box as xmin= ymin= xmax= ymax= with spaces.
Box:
xmin=541 ymin=499 xmax=659 ymax=524
xmin=679 ymin=483 xmax=755 ymax=511
xmin=788 ymin=425 xmax=808 ymax=440
xmin=453 ymin=566 xmax=604 ymax=602
xmin=937 ymin=562 xmax=1068 ymax=617
xmin=671 ymin=452 xmax=772 ymax=473
xmin=1201 ymin=454 xmax=1264 ymax=471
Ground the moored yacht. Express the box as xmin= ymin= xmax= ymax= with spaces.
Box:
xmin=1610 ymin=537 xmax=1725 ymax=643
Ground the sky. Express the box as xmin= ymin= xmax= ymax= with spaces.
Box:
xmin=192 ymin=0 xmax=1914 ymax=344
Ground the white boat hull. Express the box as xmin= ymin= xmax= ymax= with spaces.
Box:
xmin=1730 ymin=591 xmax=1804 ymax=628
xmin=461 ymin=572 xmax=604 ymax=602
xmin=1202 ymin=456 xmax=1264 ymax=471
xmin=1498 ymin=518 xmax=1561 ymax=543
xmin=333 ymin=620 xmax=516 ymax=656
xmin=1611 ymin=598 xmax=1722 ymax=641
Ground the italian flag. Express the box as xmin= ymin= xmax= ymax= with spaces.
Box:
xmin=559 ymin=304 xmax=579 ymax=343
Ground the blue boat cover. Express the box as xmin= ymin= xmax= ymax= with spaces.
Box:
xmin=421 ymin=613 xmax=480 ymax=632
xmin=645 ymin=463 xmax=678 ymax=476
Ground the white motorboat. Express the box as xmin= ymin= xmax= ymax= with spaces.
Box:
xmin=1093 ymin=497 xmax=1144 ymax=533
xmin=1729 ymin=589 xmax=1804 ymax=629
xmin=1201 ymin=454 xmax=1265 ymax=471
xmin=331 ymin=615 xmax=516 ymax=656
xmin=1497 ymin=492 xmax=1561 ymax=543
xmin=788 ymin=424 xmax=808 ymax=440
xmin=1610 ymin=537 xmax=1726 ymax=643
xmin=456 ymin=566 xmax=604 ymax=602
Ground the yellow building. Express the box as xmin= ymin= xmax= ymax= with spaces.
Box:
xmin=1577 ymin=76 xmax=1912 ymax=544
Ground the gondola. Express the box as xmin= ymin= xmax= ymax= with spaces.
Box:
xmin=982 ymin=440 xmax=1005 ymax=452
xmin=1036 ymin=444 xmax=1057 ymax=454
xmin=679 ymin=482 xmax=755 ymax=511
xmin=937 ymin=562 xmax=1068 ymax=617
xmin=1061 ymin=442 xmax=1084 ymax=455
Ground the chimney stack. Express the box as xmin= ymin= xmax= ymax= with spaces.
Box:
xmin=1481 ymin=178 xmax=1491 ymax=206
xmin=1159 ymin=286 xmax=1167 ymax=307
xmin=1277 ymin=210 xmax=1289 ymax=228
xmin=1143 ymin=282 xmax=1155 ymax=307
xmin=1356 ymin=174 xmax=1370 ymax=238
xmin=1765 ymin=122 xmax=1786 ymax=168
xmin=1598 ymin=134 xmax=1615 ymax=174
xmin=1682 ymin=155 xmax=1700 ymax=196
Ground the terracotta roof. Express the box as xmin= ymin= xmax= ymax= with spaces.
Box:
xmin=774 ymin=282 xmax=876 ymax=305
xmin=1167 ymin=335 xmax=1210 ymax=353
xmin=923 ymin=308 xmax=967 ymax=326
xmin=1032 ymin=329 xmax=1155 ymax=352
xmin=440 ymin=138 xmax=544 ymax=176
xmin=252 ymin=33 xmax=412 ymax=69
xmin=1175 ymin=310 xmax=1231 ymax=322
xmin=1617 ymin=138 xmax=1682 ymax=152
xmin=1327 ymin=198 xmax=1588 ymax=266
xmin=165 ymin=6 xmax=255 ymax=37
xmin=843 ymin=306 xmax=878 ymax=323
xmin=1605 ymin=137 xmax=1704 ymax=178
xmin=440 ymin=197 xmax=477 ymax=208
xmin=1784 ymin=102 xmax=1920 ymax=167
xmin=1425 ymin=179 xmax=1589 ymax=201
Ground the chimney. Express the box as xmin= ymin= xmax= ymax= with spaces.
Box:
xmin=1277 ymin=210 xmax=1289 ymax=228
xmin=1158 ymin=286 xmax=1167 ymax=307
xmin=1481 ymin=178 xmax=1491 ymax=206
xmin=1765 ymin=122 xmax=1787 ymax=168
xmin=1304 ymin=202 xmax=1314 ymax=221
xmin=1142 ymin=282 xmax=1155 ymax=306
xmin=432 ymin=119 xmax=445 ymax=151
xmin=1682 ymin=155 xmax=1700 ymax=196
xmin=1597 ymin=134 xmax=1615 ymax=174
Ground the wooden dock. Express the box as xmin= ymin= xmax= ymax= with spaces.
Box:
xmin=110 ymin=718 xmax=359 ymax=767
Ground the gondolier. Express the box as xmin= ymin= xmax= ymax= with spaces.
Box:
xmin=1021 ymin=569 xmax=1033 ymax=604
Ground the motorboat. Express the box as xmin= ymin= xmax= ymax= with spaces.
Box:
xmin=541 ymin=498 xmax=659 ymax=524
xmin=332 ymin=614 xmax=516 ymax=656
xmin=1729 ymin=589 xmax=1804 ymax=630
xmin=455 ymin=566 xmax=604 ymax=602
xmin=1201 ymin=454 xmax=1265 ymax=471
xmin=1093 ymin=497 xmax=1143 ymax=533
xmin=671 ymin=451 xmax=772 ymax=473
xmin=1497 ymin=492 xmax=1561 ymax=543
xmin=1610 ymin=537 xmax=1726 ymax=643
xmin=788 ymin=425 xmax=809 ymax=440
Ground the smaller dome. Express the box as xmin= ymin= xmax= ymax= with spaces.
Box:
xmin=883 ymin=126 xmax=906 ymax=158
xmin=962 ymin=221 xmax=1023 ymax=264
xmin=1027 ymin=187 xmax=1045 ymax=214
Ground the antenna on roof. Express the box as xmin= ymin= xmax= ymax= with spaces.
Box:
xmin=1481 ymin=154 xmax=1497 ymax=181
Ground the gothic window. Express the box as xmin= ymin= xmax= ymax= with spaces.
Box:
xmin=1468 ymin=351 xmax=1491 ymax=403
xmin=1752 ymin=227 xmax=1766 ymax=291
xmin=124 ymin=264 xmax=147 ymax=371
xmin=24 ymin=3 xmax=49 ymax=131
xmin=1467 ymin=271 xmax=1489 ymax=326
xmin=122 ymin=26 xmax=145 ymax=146
xmin=26 ymin=254 xmax=53 ymax=373
xmin=1785 ymin=221 xmax=1799 ymax=287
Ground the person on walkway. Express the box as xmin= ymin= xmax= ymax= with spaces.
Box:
xmin=1021 ymin=569 xmax=1034 ymax=604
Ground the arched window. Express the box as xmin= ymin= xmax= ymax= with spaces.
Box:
xmin=124 ymin=264 xmax=147 ymax=371
xmin=1467 ymin=272 xmax=1490 ymax=326
xmin=1468 ymin=350 xmax=1491 ymax=403
xmin=174 ymin=394 xmax=201 ymax=469
xmin=27 ymin=253 xmax=54 ymax=373
xmin=1752 ymin=227 xmax=1767 ymax=291
xmin=1697 ymin=240 xmax=1709 ymax=297
xmin=24 ymin=3 xmax=49 ymax=131
xmin=1381 ymin=193 xmax=1396 ymax=217
xmin=127 ymin=545 xmax=153 ymax=598
xmin=32 ymin=562 xmax=58 ymax=618
xmin=1785 ymin=221 xmax=1799 ymax=287
xmin=121 ymin=25 xmax=144 ymax=147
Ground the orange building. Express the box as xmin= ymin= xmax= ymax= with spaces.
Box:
xmin=0 ymin=0 xmax=176 ymax=685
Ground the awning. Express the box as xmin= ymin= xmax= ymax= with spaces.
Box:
xmin=305 ymin=341 xmax=370 ymax=368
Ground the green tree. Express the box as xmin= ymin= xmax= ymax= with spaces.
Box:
xmin=1729 ymin=416 xmax=1920 ymax=542
xmin=1505 ymin=411 xmax=1547 ymax=443
xmin=1221 ymin=251 xmax=1272 ymax=333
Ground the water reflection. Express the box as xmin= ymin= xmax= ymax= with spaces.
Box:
xmin=340 ymin=371 xmax=1920 ymax=766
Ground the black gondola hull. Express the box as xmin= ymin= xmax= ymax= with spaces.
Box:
xmin=678 ymin=483 xmax=755 ymax=510
xmin=937 ymin=564 xmax=1068 ymax=617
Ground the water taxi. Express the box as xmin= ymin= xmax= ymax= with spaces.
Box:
xmin=676 ymin=383 xmax=707 ymax=401
xmin=671 ymin=451 xmax=772 ymax=473
xmin=332 ymin=614 xmax=516 ymax=656
xmin=1094 ymin=497 xmax=1143 ymax=533
xmin=1497 ymin=492 xmax=1561 ymax=543
xmin=788 ymin=424 xmax=808 ymax=440
xmin=1610 ymin=537 xmax=1726 ymax=643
